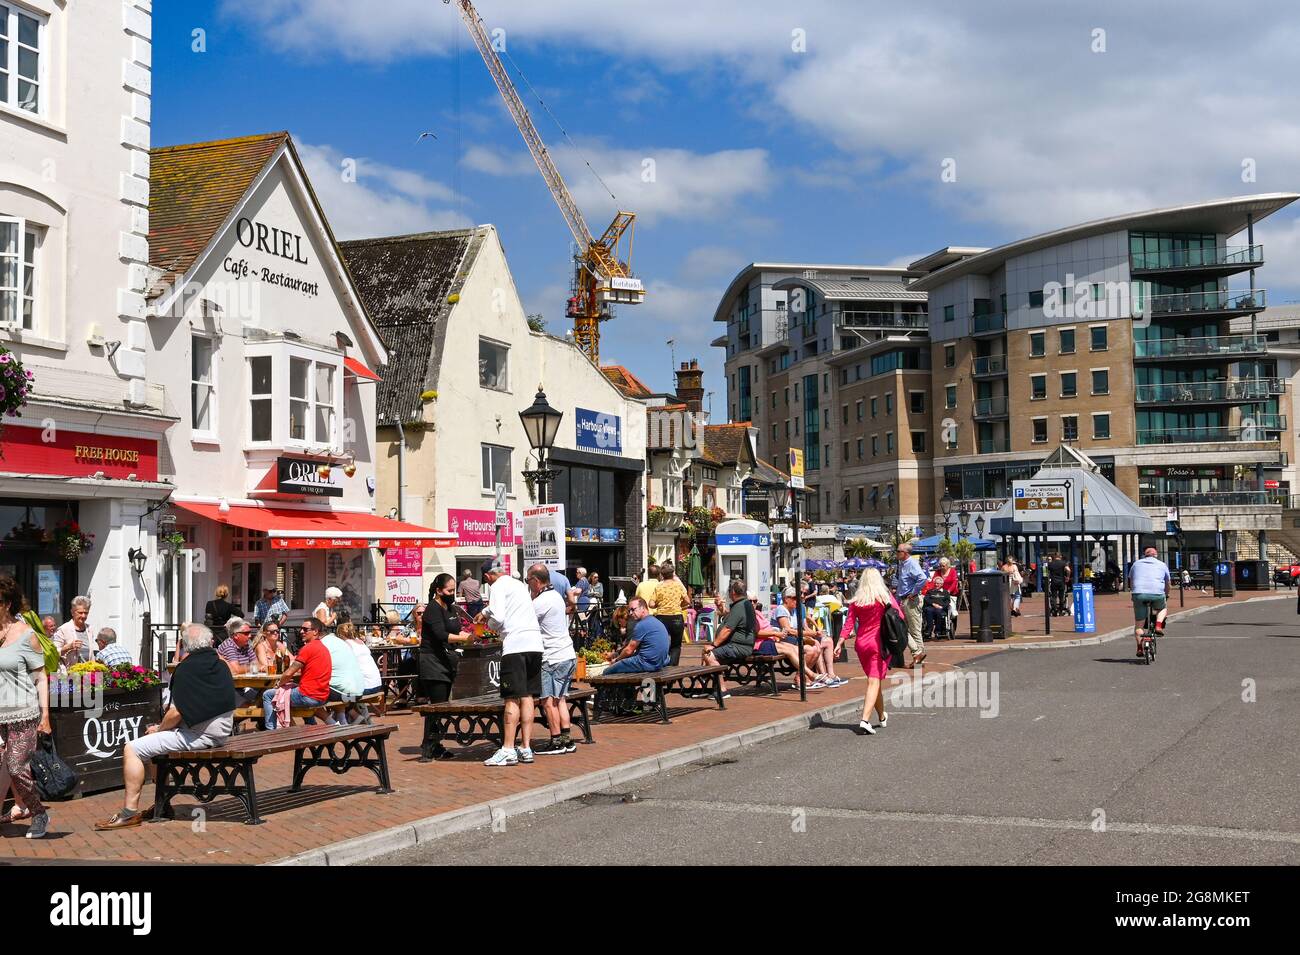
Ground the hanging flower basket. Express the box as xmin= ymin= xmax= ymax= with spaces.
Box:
xmin=0 ymin=343 xmax=34 ymax=446
xmin=52 ymin=518 xmax=94 ymax=562
xmin=647 ymin=505 xmax=667 ymax=530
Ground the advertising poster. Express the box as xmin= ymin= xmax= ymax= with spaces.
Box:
xmin=523 ymin=503 xmax=565 ymax=570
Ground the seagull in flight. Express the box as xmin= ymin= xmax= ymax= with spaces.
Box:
xmin=415 ymin=131 xmax=438 ymax=143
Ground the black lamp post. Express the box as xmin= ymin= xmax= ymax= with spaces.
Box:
xmin=770 ymin=480 xmax=807 ymax=702
xmin=519 ymin=387 xmax=563 ymax=504
xmin=127 ymin=547 xmax=147 ymax=576
xmin=940 ymin=491 xmax=955 ymax=545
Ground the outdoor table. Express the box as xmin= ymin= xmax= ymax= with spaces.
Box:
xmin=370 ymin=642 xmax=417 ymax=708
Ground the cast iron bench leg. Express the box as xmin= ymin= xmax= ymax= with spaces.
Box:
xmin=243 ymin=759 xmax=264 ymax=825
xmin=291 ymin=747 xmax=308 ymax=791
xmin=374 ymin=736 xmax=393 ymax=793
xmin=151 ymin=760 xmax=174 ymax=822
xmin=713 ymin=673 xmax=726 ymax=710
xmin=572 ymin=699 xmax=593 ymax=743
xmin=658 ymin=683 xmax=671 ymax=723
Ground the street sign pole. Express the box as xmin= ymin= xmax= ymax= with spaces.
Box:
xmin=494 ymin=482 xmax=507 ymax=569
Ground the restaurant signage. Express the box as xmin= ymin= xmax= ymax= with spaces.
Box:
xmin=276 ymin=456 xmax=342 ymax=497
xmin=0 ymin=425 xmax=159 ymax=481
xmin=221 ymin=215 xmax=321 ymax=298
xmin=955 ymin=498 xmax=1003 ymax=513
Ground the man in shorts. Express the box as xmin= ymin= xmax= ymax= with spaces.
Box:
xmin=527 ymin=563 xmax=577 ymax=755
xmin=476 ymin=560 xmax=544 ymax=766
xmin=1129 ymin=546 xmax=1171 ymax=657
xmin=702 ymin=578 xmax=757 ymax=697
xmin=95 ymin=623 xmax=235 ymax=831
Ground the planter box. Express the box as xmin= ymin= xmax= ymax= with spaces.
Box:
xmin=50 ymin=684 xmax=163 ymax=797
xmin=451 ymin=641 xmax=503 ymax=698
xmin=585 ymin=663 xmax=610 ymax=678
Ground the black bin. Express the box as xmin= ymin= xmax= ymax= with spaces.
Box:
xmin=967 ymin=569 xmax=1012 ymax=641
xmin=1213 ymin=561 xmax=1236 ymax=597
xmin=1234 ymin=559 xmax=1269 ymax=591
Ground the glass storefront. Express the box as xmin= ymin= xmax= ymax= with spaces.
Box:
xmin=0 ymin=500 xmax=78 ymax=619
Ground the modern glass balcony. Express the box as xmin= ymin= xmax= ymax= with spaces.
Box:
xmin=1133 ymin=378 xmax=1287 ymax=405
xmin=978 ymin=437 xmax=1011 ymax=454
xmin=1145 ymin=288 xmax=1265 ymax=318
xmin=1133 ymin=335 xmax=1267 ymax=360
xmin=1136 ymin=425 xmax=1276 ymax=444
xmin=972 ymin=312 xmax=1006 ymax=335
xmin=973 ymin=395 xmax=1009 ymax=419
xmin=1247 ymin=413 xmax=1288 ymax=432
xmin=834 ymin=309 xmax=928 ymax=331
xmin=1138 ymin=490 xmax=1274 ymax=507
xmin=1130 ymin=244 xmax=1263 ymax=275
xmin=972 ymin=355 xmax=1008 ymax=377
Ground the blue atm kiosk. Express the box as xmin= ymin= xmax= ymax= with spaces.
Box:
xmin=714 ymin=519 xmax=772 ymax=601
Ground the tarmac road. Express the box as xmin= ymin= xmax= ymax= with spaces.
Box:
xmin=376 ymin=597 xmax=1300 ymax=865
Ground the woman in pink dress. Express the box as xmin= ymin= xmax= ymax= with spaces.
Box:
xmin=837 ymin=567 xmax=898 ymax=735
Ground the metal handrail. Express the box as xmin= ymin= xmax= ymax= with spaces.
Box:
xmin=1139 ymin=491 xmax=1275 ymax=506
xmin=972 ymin=355 xmax=1008 ymax=376
xmin=1136 ymin=426 xmax=1276 ymax=444
xmin=1133 ymin=335 xmax=1267 ymax=358
xmin=1146 ymin=289 xmax=1266 ymax=316
xmin=972 ymin=312 xmax=1006 ymax=334
xmin=1133 ymin=378 xmax=1287 ymax=403
xmin=974 ymin=395 xmax=1009 ymax=416
xmin=1130 ymin=244 xmax=1263 ymax=271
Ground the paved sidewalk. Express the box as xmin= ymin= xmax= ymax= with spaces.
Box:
xmin=0 ymin=588 xmax=1286 ymax=865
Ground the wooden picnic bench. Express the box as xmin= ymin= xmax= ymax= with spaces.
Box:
xmin=585 ymin=664 xmax=726 ymax=723
xmin=723 ymin=654 xmax=795 ymax=695
xmin=412 ymin=688 xmax=596 ymax=749
xmin=151 ymin=722 xmax=396 ymax=825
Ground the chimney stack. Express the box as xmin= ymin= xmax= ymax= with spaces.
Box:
xmin=675 ymin=358 xmax=704 ymax=414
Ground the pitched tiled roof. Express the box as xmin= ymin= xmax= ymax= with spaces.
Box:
xmin=703 ymin=423 xmax=754 ymax=466
xmin=149 ymin=132 xmax=289 ymax=281
xmin=601 ymin=365 xmax=655 ymax=399
xmin=339 ymin=229 xmax=481 ymax=424
xmin=751 ymin=458 xmax=789 ymax=484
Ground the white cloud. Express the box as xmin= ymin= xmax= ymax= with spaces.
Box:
xmin=679 ymin=245 xmax=746 ymax=284
xmin=462 ymin=145 xmax=535 ymax=177
xmin=295 ymin=139 xmax=474 ymax=239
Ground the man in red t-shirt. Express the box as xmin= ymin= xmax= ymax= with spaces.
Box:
xmin=262 ymin=617 xmax=331 ymax=728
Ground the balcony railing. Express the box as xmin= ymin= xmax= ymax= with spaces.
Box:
xmin=978 ymin=438 xmax=1011 ymax=454
xmin=1133 ymin=378 xmax=1287 ymax=404
xmin=972 ymin=355 xmax=1008 ymax=377
xmin=834 ymin=309 xmax=929 ymax=331
xmin=1246 ymin=413 xmax=1288 ymax=432
xmin=1130 ymin=244 xmax=1263 ymax=273
xmin=1133 ymin=334 xmax=1268 ymax=360
xmin=973 ymin=395 xmax=1009 ymax=418
xmin=1136 ymin=426 xmax=1276 ymax=444
xmin=1138 ymin=491 xmax=1275 ymax=507
xmin=972 ymin=312 xmax=1006 ymax=334
xmin=1146 ymin=289 xmax=1266 ymax=317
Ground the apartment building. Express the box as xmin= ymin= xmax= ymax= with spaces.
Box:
xmin=912 ymin=194 xmax=1299 ymax=570
xmin=712 ymin=263 xmax=938 ymax=537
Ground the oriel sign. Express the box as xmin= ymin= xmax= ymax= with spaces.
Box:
xmin=276 ymin=456 xmax=342 ymax=497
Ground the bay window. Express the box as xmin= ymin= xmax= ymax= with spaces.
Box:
xmin=0 ymin=216 xmax=38 ymax=330
xmin=246 ymin=343 xmax=342 ymax=448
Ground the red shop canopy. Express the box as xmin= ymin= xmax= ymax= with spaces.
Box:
xmin=174 ymin=502 xmax=457 ymax=550
xmin=344 ymin=356 xmax=382 ymax=382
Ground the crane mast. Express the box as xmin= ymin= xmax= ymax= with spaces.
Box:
xmin=446 ymin=0 xmax=644 ymax=363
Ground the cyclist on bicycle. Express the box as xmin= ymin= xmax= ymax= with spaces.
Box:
xmin=1129 ymin=546 xmax=1171 ymax=657
xmin=1046 ymin=552 xmax=1071 ymax=615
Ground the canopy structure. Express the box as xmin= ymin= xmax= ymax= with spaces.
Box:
xmin=806 ymin=557 xmax=889 ymax=571
xmin=174 ymin=501 xmax=457 ymax=549
xmin=911 ymin=534 xmax=998 ymax=553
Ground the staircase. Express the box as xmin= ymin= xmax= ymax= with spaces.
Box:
xmin=1231 ymin=530 xmax=1300 ymax=565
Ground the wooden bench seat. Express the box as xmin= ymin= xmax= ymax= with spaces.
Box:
xmin=151 ymin=722 xmax=396 ymax=825
xmin=585 ymin=665 xmax=726 ymax=723
xmin=413 ymin=688 xmax=595 ymax=749
xmin=231 ymin=693 xmax=386 ymax=731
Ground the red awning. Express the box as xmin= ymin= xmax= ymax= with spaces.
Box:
xmin=174 ymin=502 xmax=456 ymax=550
xmin=344 ymin=356 xmax=382 ymax=382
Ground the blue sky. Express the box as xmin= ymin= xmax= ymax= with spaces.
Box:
xmin=154 ymin=1 xmax=1300 ymax=403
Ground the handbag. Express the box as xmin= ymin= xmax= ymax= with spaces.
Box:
xmin=20 ymin=610 xmax=62 ymax=673
xmin=880 ymin=603 xmax=907 ymax=664
xmin=30 ymin=733 xmax=79 ymax=801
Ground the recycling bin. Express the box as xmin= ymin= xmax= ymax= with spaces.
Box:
xmin=1233 ymin=559 xmax=1268 ymax=592
xmin=1213 ymin=560 xmax=1236 ymax=598
xmin=967 ymin=569 xmax=1011 ymax=642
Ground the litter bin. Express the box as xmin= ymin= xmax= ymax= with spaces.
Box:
xmin=1213 ymin=560 xmax=1235 ymax=598
xmin=1233 ymin=559 xmax=1269 ymax=592
xmin=1072 ymin=582 xmax=1095 ymax=633
xmin=968 ymin=569 xmax=1011 ymax=642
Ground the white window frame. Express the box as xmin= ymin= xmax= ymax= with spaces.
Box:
xmin=1030 ymin=373 xmax=1047 ymax=400
xmin=1028 ymin=330 xmax=1046 ymax=358
xmin=479 ymin=337 xmax=510 ymax=392
xmin=244 ymin=341 xmax=343 ymax=450
xmin=0 ymin=3 xmax=45 ymax=117
xmin=190 ymin=333 xmax=217 ymax=439
xmin=945 ymin=383 xmax=957 ymax=409
xmin=1090 ymin=367 xmax=1110 ymax=396
xmin=1058 ymin=326 xmax=1077 ymax=355
xmin=1061 ymin=414 xmax=1080 ymax=442
xmin=1059 ymin=369 xmax=1078 ymax=398
xmin=247 ymin=354 xmax=274 ymax=445
xmin=1089 ymin=323 xmax=1109 ymax=352
xmin=481 ymin=442 xmax=512 ymax=494
xmin=0 ymin=215 xmax=38 ymax=331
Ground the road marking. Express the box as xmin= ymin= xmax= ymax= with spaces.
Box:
xmin=631 ymin=798 xmax=1300 ymax=845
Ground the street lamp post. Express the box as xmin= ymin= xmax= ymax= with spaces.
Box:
xmin=519 ymin=387 xmax=563 ymax=505
xmin=958 ymin=510 xmax=971 ymax=609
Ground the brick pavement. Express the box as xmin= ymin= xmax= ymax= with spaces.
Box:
xmin=0 ymin=587 xmax=1286 ymax=864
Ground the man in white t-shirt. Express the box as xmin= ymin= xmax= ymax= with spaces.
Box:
xmin=527 ymin=563 xmax=577 ymax=756
xmin=476 ymin=559 xmax=544 ymax=766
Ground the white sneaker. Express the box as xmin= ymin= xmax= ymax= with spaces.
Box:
xmin=879 ymin=712 xmax=888 ymax=728
xmin=516 ymin=747 xmax=534 ymax=764
xmin=483 ymin=747 xmax=518 ymax=767
xmin=859 ymin=720 xmax=877 ymax=735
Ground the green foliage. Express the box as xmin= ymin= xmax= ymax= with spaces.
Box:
xmin=954 ymin=538 xmax=976 ymax=565
xmin=936 ymin=536 xmax=955 ymax=559
xmin=526 ymin=313 xmax=547 ymax=333
xmin=844 ymin=537 xmax=876 ymax=559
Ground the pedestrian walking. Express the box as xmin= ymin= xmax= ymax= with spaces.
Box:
xmin=527 ymin=564 xmax=577 ymax=755
xmin=650 ymin=559 xmax=690 ymax=666
xmin=476 ymin=560 xmax=544 ymax=766
xmin=203 ymin=584 xmax=241 ymax=638
xmin=1003 ymin=557 xmax=1024 ymax=616
xmin=0 ymin=575 xmax=52 ymax=839
xmin=895 ymin=542 xmax=927 ymax=666
xmin=457 ymin=568 xmax=484 ymax=618
xmin=418 ymin=573 xmax=468 ymax=761
xmin=841 ymin=568 xmax=897 ymax=735
xmin=588 ymin=572 xmax=605 ymax=639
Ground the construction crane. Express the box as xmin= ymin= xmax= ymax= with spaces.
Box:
xmin=445 ymin=0 xmax=644 ymax=363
